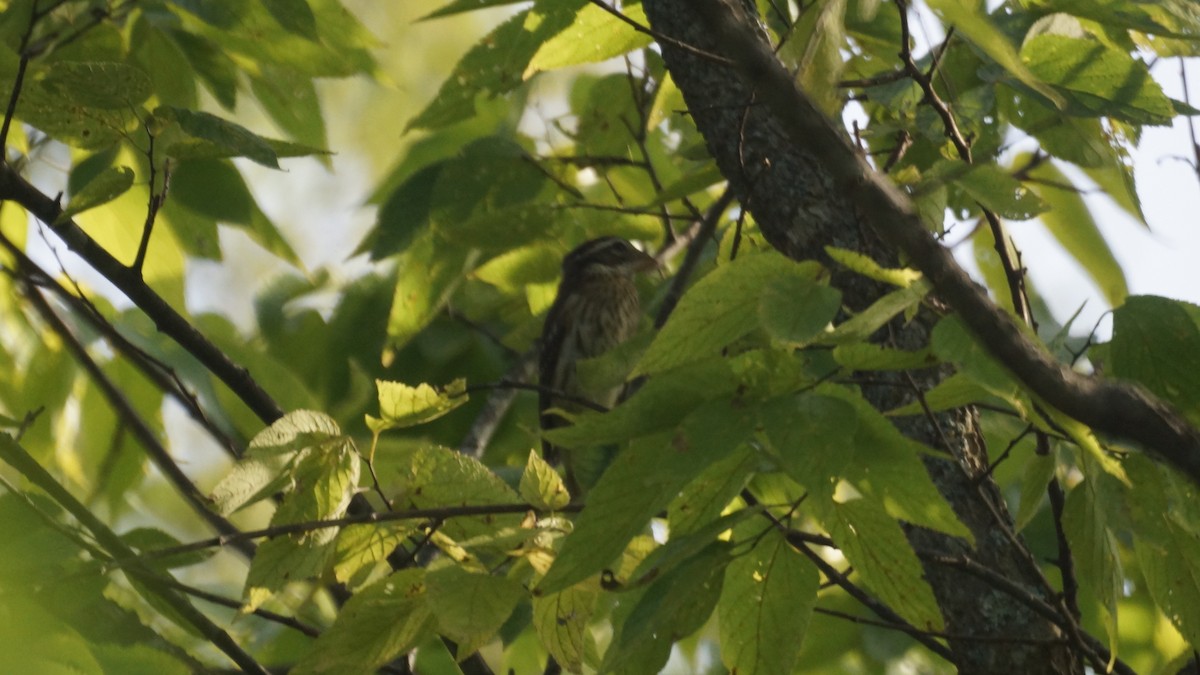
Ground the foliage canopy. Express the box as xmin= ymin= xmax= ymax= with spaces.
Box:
xmin=2 ymin=0 xmax=1200 ymax=673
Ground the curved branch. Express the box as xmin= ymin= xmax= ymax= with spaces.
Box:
xmin=0 ymin=163 xmax=285 ymax=425
xmin=676 ymin=0 xmax=1200 ymax=484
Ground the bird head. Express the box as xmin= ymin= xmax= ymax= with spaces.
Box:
xmin=562 ymin=237 xmax=657 ymax=280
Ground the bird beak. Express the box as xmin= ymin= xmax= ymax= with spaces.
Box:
xmin=633 ymin=249 xmax=659 ymax=274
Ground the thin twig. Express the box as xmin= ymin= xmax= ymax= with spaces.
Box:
xmin=17 ymin=279 xmax=254 ymax=560
xmin=587 ymin=0 xmax=732 ymax=66
xmin=655 ymin=187 xmax=734 ymax=328
xmin=132 ymin=502 xmax=577 ymax=565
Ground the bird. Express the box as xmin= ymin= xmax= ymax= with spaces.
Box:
xmin=538 ymin=237 xmax=657 ymax=487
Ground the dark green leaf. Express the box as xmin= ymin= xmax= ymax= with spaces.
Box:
xmin=158 ymin=106 xmax=279 ymax=168
xmin=426 ymin=566 xmax=524 ymax=655
xmin=636 ymin=253 xmax=825 ymax=375
xmin=1110 ymin=296 xmax=1200 ymax=426
xmin=719 ymin=527 xmax=818 ymax=675
xmin=293 ymin=570 xmax=435 ymax=675
xmin=56 ymin=166 xmax=134 ymax=224
xmin=263 ymin=0 xmax=319 ymax=40
xmin=602 ymin=542 xmax=730 ymax=674
xmin=539 ymin=399 xmax=756 ymax=594
xmin=828 ymin=499 xmax=944 ymax=631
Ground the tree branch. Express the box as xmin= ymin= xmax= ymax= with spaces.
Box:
xmin=0 ymin=162 xmax=285 ymax=425
xmin=681 ymin=0 xmax=1200 ymax=484
xmin=16 ymin=277 xmax=254 ymax=560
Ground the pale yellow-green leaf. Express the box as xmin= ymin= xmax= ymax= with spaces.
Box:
xmin=368 ymin=378 xmax=468 ymax=432
xmin=520 ymin=450 xmax=570 ymax=511
xmin=824 ymin=246 xmax=923 ymax=287
xmin=525 ymin=3 xmax=652 ymax=77
xmin=332 ymin=524 xmax=412 ymax=589
xmin=392 ymin=445 xmax=523 ymax=543
xmin=817 ymin=282 xmax=929 ymax=345
xmin=75 ymin=179 xmax=185 ymax=307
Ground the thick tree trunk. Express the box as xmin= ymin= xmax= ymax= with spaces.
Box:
xmin=643 ymin=1 xmax=1079 ymax=672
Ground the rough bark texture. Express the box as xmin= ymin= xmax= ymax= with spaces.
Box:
xmin=643 ymin=1 xmax=1079 ymax=672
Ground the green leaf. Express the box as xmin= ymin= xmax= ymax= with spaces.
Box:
xmin=408 ymin=1 xmax=587 ymax=130
xmin=520 ymin=450 xmax=570 ymax=511
xmin=426 ymin=566 xmax=525 ymax=656
xmin=635 ymin=252 xmax=825 ymax=375
xmin=532 ymin=582 xmax=599 ymax=673
xmin=824 ymin=246 xmax=923 ymax=287
xmin=209 ymin=410 xmax=343 ymax=515
xmin=157 ymin=106 xmax=279 ymax=168
xmin=832 ymin=343 xmax=938 ymax=371
xmin=1014 ymin=453 xmax=1055 ymax=532
xmin=602 ymin=542 xmax=730 ymax=674
xmin=758 ymin=274 xmax=842 ymax=346
xmin=951 ymin=162 xmax=1049 ymax=220
xmin=668 ymin=445 xmax=758 ymax=536
xmin=783 ymin=0 xmax=847 ymax=117
xmin=525 ymin=2 xmax=652 ymax=76
xmin=627 ymin=510 xmax=757 ymax=590
xmin=249 ymin=66 xmax=327 ymax=151
xmin=817 ymin=282 xmax=929 ymax=345
xmin=294 ymin=570 xmax=436 ymax=675
xmin=332 ymin=524 xmax=412 ymax=589
xmin=769 ymin=387 xmax=973 ymax=541
xmin=130 ymin=17 xmax=198 ymax=109
xmin=56 ymin=166 xmax=134 ymax=224
xmin=166 ymin=158 xmax=301 ymax=265
xmin=924 ymin=0 xmax=1064 ymax=108
xmin=243 ymin=535 xmax=335 ymax=612
xmin=539 ymin=399 xmax=756 ymax=594
xmin=263 ymin=0 xmax=318 ymax=40
xmin=1062 ymin=478 xmax=1122 ymax=655
xmin=1110 ymin=296 xmax=1200 ymax=426
xmin=1021 ymin=34 xmax=1174 ymax=125
xmin=392 ymin=445 xmax=523 ymax=543
xmin=828 ymin=498 xmax=945 ymax=632
xmin=719 ymin=527 xmax=818 ymax=675
xmin=763 ymin=393 xmax=859 ymax=502
xmin=385 ymin=229 xmax=477 ymax=353
xmin=545 ymin=358 xmax=737 ymax=448
xmin=1024 ymin=157 xmax=1128 ymax=306
xmin=1000 ymin=91 xmax=1110 ymax=168
xmin=931 ymin=315 xmax=1023 ymax=407
xmin=1127 ymin=455 xmax=1200 ymax=652
xmin=39 ymin=61 xmax=152 ymax=109
xmin=366 ymin=379 xmax=468 ymax=433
